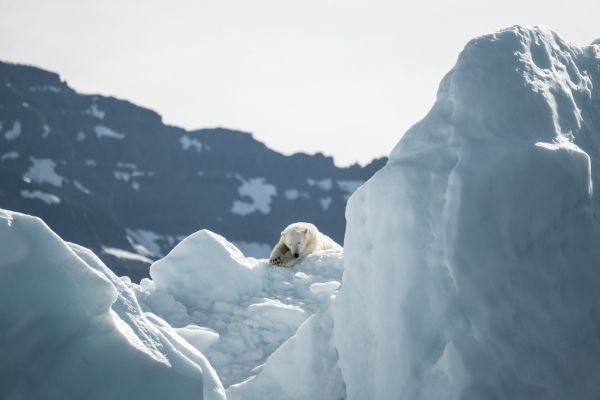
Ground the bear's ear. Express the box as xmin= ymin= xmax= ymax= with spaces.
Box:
xmin=281 ymin=231 xmax=284 ymax=237
xmin=303 ymin=228 xmax=308 ymax=234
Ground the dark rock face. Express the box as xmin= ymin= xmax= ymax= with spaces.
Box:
xmin=0 ymin=61 xmax=386 ymax=280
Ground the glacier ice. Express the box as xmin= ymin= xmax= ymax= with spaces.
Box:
xmin=0 ymin=210 xmax=225 ymax=400
xmin=128 ymin=229 xmax=344 ymax=387
xmin=334 ymin=26 xmax=600 ymax=400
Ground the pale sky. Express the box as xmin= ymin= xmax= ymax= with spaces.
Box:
xmin=1 ymin=0 xmax=599 ymax=165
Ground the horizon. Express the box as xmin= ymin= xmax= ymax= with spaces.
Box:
xmin=1 ymin=0 xmax=599 ymax=166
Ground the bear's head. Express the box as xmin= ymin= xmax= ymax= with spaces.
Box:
xmin=282 ymin=226 xmax=312 ymax=259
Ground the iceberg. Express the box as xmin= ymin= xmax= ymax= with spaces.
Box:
xmin=128 ymin=229 xmax=344 ymax=387
xmin=0 ymin=210 xmax=225 ymax=400
xmin=334 ymin=26 xmax=600 ymax=399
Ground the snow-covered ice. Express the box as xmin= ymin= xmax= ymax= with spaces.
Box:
xmin=227 ymin=307 xmax=344 ymax=400
xmin=127 ymin=229 xmax=344 ymax=387
xmin=0 ymin=210 xmax=225 ymax=400
xmin=334 ymin=26 xmax=600 ymax=400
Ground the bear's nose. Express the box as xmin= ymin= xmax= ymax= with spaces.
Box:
xmin=293 ymin=253 xmax=299 ymax=258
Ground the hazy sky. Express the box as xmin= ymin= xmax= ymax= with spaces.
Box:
xmin=1 ymin=0 xmax=599 ymax=165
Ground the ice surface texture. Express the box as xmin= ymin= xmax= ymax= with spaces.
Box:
xmin=334 ymin=26 xmax=600 ymax=400
xmin=130 ymin=229 xmax=344 ymax=387
xmin=0 ymin=210 xmax=225 ymax=400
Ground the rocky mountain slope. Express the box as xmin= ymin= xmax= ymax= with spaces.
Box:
xmin=0 ymin=61 xmax=385 ymax=279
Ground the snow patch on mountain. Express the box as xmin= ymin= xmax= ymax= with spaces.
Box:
xmin=320 ymin=197 xmax=332 ymax=211
xmin=306 ymin=178 xmax=332 ymax=191
xmin=284 ymin=189 xmax=310 ymax=201
xmin=73 ymin=180 xmax=90 ymax=194
xmin=42 ymin=124 xmax=51 ymax=138
xmin=23 ymin=157 xmax=66 ymax=186
xmin=1 ymin=151 xmax=18 ymax=161
xmin=4 ymin=120 xmax=21 ymax=140
xmin=102 ymin=246 xmax=154 ymax=263
xmin=29 ymin=85 xmax=62 ymax=92
xmin=337 ymin=179 xmax=364 ymax=199
xmin=20 ymin=189 xmax=60 ymax=205
xmin=86 ymin=103 xmax=105 ymax=119
xmin=180 ymin=135 xmax=204 ymax=151
xmin=95 ymin=125 xmax=125 ymax=140
xmin=231 ymin=177 xmax=277 ymax=216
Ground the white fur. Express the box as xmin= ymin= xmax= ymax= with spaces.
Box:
xmin=269 ymin=222 xmax=342 ymax=267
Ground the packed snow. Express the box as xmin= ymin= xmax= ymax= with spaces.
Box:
xmin=231 ymin=177 xmax=277 ymax=216
xmin=4 ymin=120 xmax=21 ymax=140
xmin=20 ymin=189 xmax=61 ymax=205
xmin=126 ymin=229 xmax=344 ymax=387
xmin=227 ymin=307 xmax=344 ymax=400
xmin=95 ymin=125 xmax=125 ymax=140
xmin=23 ymin=157 xmax=66 ymax=186
xmin=0 ymin=210 xmax=225 ymax=400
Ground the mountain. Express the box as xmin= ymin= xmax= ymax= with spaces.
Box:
xmin=0 ymin=61 xmax=386 ymax=280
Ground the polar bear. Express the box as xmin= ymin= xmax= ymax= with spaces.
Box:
xmin=269 ymin=222 xmax=342 ymax=267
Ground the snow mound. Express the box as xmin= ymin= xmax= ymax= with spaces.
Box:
xmin=150 ymin=230 xmax=263 ymax=307
xmin=227 ymin=306 xmax=344 ymax=400
xmin=334 ymin=26 xmax=600 ymax=399
xmin=0 ymin=209 xmax=225 ymax=400
xmin=129 ymin=229 xmax=344 ymax=387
